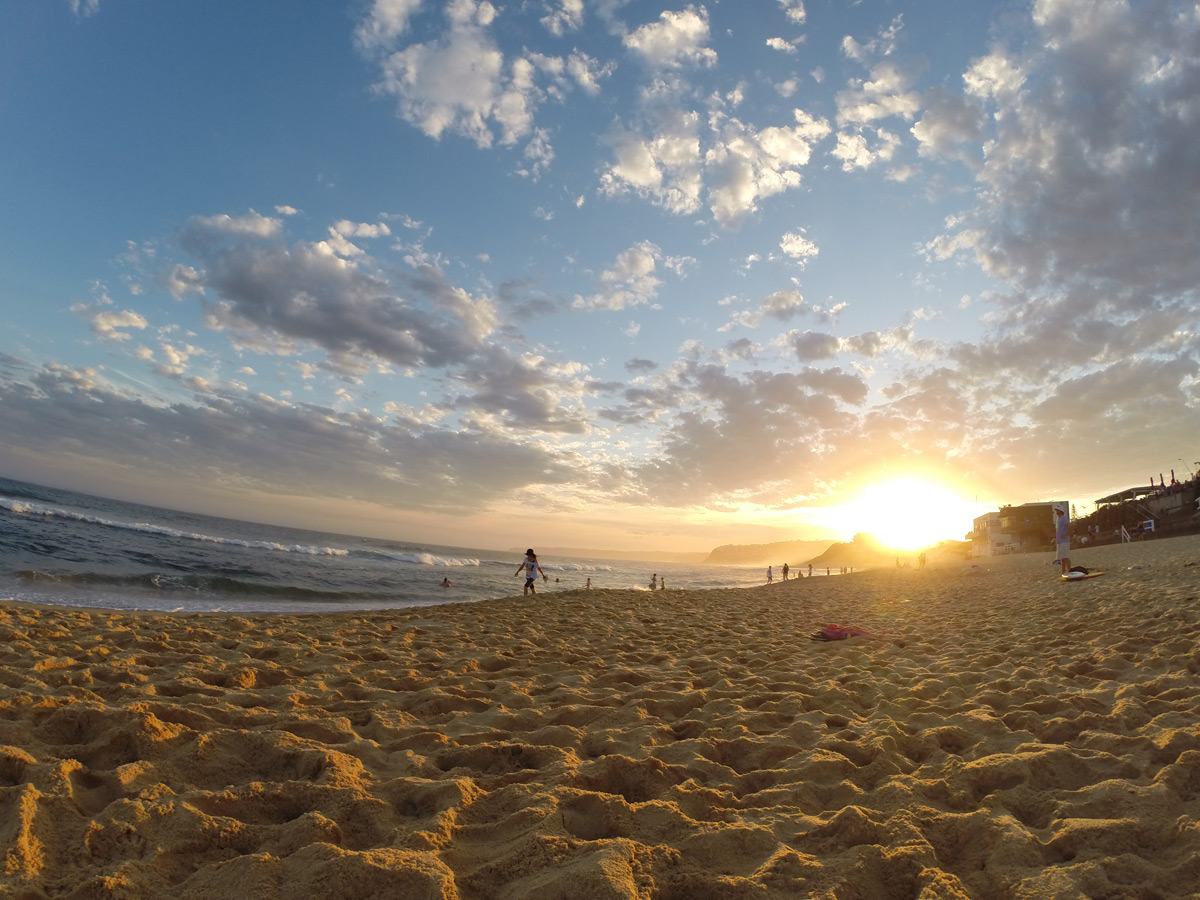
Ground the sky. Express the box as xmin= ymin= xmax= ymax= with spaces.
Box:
xmin=1 ymin=0 xmax=1198 ymax=554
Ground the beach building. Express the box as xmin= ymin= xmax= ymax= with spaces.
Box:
xmin=969 ymin=501 xmax=1064 ymax=556
xmin=1085 ymin=473 xmax=1200 ymax=542
xmin=969 ymin=511 xmax=1017 ymax=556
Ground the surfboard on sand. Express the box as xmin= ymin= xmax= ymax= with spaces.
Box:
xmin=1061 ymin=571 xmax=1104 ymax=581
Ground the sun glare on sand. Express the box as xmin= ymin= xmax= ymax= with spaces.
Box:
xmin=831 ymin=477 xmax=978 ymax=552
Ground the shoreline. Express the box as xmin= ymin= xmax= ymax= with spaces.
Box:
xmin=3 ymin=536 xmax=1200 ymax=898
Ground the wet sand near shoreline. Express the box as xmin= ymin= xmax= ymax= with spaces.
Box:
xmin=2 ymin=537 xmax=1200 ymax=899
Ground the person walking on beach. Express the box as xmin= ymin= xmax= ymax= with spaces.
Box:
xmin=767 ymin=566 xmax=773 ymax=583
xmin=782 ymin=563 xmax=789 ymax=580
xmin=1055 ymin=505 xmax=1072 ymax=575
xmin=514 ymin=549 xmax=545 ymax=595
xmin=650 ymin=573 xmax=658 ymax=590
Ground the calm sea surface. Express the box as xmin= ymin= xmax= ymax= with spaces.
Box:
xmin=0 ymin=477 xmax=766 ymax=613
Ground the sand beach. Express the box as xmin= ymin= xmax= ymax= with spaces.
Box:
xmin=3 ymin=537 xmax=1200 ymax=899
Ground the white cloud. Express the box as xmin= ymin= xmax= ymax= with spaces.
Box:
xmin=355 ymin=0 xmax=424 ymax=51
xmin=333 ymin=220 xmax=392 ymax=239
xmin=624 ymin=7 xmax=717 ymax=69
xmin=90 ymin=309 xmax=148 ymax=341
xmin=359 ymin=0 xmax=610 ymax=162
xmin=615 ymin=358 xmax=870 ymax=505
xmin=373 ymin=5 xmax=508 ymax=147
xmin=520 ymin=127 xmax=555 ymax=180
xmin=778 ymin=0 xmax=806 ymax=25
xmin=160 ymin=342 xmax=202 ymax=369
xmin=161 ymin=264 xmax=204 ymax=299
xmin=830 ymin=127 xmax=901 ymax=171
xmin=791 ymin=330 xmax=840 ymax=360
xmin=912 ymin=86 xmax=984 ymax=163
xmin=836 ymin=59 xmax=921 ymax=127
xmin=565 ymin=51 xmax=610 ymax=95
xmin=175 ymin=212 xmax=498 ymax=372
xmin=935 ymin=0 xmax=1200 ymax=299
xmin=188 ymin=211 xmax=282 ymax=241
xmin=449 ymin=346 xmax=593 ymax=433
xmin=963 ymin=51 xmax=1027 ymax=101
xmin=720 ymin=288 xmax=809 ymax=331
xmin=780 ymin=230 xmax=818 ymax=263
xmin=760 ymin=289 xmax=807 ymax=321
xmin=68 ymin=0 xmax=99 ymax=18
xmin=599 ymin=108 xmax=704 ymax=215
xmin=573 ymin=241 xmax=664 ymax=310
xmin=541 ymin=0 xmax=584 ymax=36
xmin=830 ymin=17 xmax=922 ymax=173
xmin=706 ymin=109 xmax=831 ymax=224
xmin=774 ymin=77 xmax=799 ymax=97
xmin=0 ymin=367 xmax=584 ymax=512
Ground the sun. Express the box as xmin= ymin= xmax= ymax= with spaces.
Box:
xmin=835 ymin=477 xmax=977 ymax=552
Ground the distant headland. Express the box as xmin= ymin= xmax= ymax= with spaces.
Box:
xmin=521 ymin=534 xmax=970 ymax=569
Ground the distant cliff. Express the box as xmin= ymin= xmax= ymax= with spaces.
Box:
xmin=521 ymin=547 xmax=709 ymax=564
xmin=705 ymin=536 xmax=972 ymax=570
xmin=807 ymin=537 xmax=971 ymax=570
xmin=702 ymin=540 xmax=835 ymax=566
xmin=805 ymin=535 xmax=893 ymax=570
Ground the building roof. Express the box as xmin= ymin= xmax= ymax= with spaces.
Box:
xmin=1096 ymin=485 xmax=1160 ymax=505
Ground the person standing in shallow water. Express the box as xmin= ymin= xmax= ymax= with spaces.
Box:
xmin=514 ymin=549 xmax=545 ymax=595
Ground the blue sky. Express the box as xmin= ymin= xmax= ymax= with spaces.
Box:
xmin=2 ymin=0 xmax=1198 ymax=552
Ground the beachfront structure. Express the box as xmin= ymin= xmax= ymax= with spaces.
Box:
xmin=969 ymin=501 xmax=1064 ymax=556
xmin=969 ymin=512 xmax=1017 ymax=557
xmin=1085 ymin=474 xmax=1200 ymax=542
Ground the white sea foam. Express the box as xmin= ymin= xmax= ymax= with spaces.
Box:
xmin=379 ymin=551 xmax=481 ymax=567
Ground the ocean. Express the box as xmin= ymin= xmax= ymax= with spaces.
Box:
xmin=0 ymin=476 xmax=767 ymax=613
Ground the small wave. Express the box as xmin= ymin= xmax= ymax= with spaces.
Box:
xmin=1 ymin=496 xmax=349 ymax=557
xmin=372 ymin=550 xmax=481 ymax=567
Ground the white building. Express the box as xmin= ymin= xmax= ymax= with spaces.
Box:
xmin=970 ymin=511 xmax=1016 ymax=556
xmin=971 ymin=501 xmax=1066 ymax=556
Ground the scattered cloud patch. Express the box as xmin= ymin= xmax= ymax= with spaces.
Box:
xmin=780 ymin=230 xmax=818 ymax=263
xmin=573 ymin=241 xmax=664 ymax=310
xmin=624 ymin=7 xmax=717 ymax=69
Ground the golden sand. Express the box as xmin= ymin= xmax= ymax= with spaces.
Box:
xmin=2 ymin=537 xmax=1200 ymax=899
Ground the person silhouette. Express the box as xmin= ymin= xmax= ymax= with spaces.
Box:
xmin=514 ymin=549 xmax=545 ymax=595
